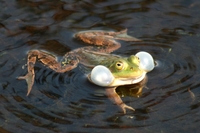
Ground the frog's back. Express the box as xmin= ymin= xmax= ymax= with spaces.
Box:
xmin=76 ymin=50 xmax=120 ymax=67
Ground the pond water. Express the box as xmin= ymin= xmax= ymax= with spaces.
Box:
xmin=0 ymin=0 xmax=200 ymax=133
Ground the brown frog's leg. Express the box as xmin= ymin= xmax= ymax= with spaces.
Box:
xmin=18 ymin=50 xmax=78 ymax=96
xmin=74 ymin=31 xmax=121 ymax=53
xmin=95 ymin=29 xmax=142 ymax=42
xmin=106 ymin=87 xmax=135 ymax=114
xmin=74 ymin=29 xmax=141 ymax=52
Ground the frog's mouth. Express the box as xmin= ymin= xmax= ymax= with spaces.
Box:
xmin=108 ymin=72 xmax=146 ymax=87
xmin=87 ymin=65 xmax=146 ymax=87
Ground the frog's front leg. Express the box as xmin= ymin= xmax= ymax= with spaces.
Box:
xmin=18 ymin=50 xmax=78 ymax=96
xmin=106 ymin=87 xmax=135 ymax=114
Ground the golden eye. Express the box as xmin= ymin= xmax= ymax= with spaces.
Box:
xmin=116 ymin=61 xmax=124 ymax=70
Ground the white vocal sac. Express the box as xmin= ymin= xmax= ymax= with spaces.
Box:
xmin=135 ymin=51 xmax=155 ymax=72
xmin=90 ymin=65 xmax=114 ymax=86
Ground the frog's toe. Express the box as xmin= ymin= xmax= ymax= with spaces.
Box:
xmin=120 ymin=103 xmax=135 ymax=114
xmin=17 ymin=76 xmax=26 ymax=80
xmin=17 ymin=72 xmax=35 ymax=96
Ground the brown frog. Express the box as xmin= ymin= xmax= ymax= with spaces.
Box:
xmin=18 ymin=29 xmax=151 ymax=113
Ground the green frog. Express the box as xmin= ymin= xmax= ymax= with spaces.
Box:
xmin=18 ymin=29 xmax=152 ymax=113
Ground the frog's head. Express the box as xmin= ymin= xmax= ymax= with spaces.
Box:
xmin=88 ymin=51 xmax=154 ymax=87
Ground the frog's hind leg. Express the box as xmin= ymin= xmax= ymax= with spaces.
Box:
xmin=75 ymin=31 xmax=122 ymax=53
xmin=75 ymin=29 xmax=141 ymax=53
xmin=18 ymin=50 xmax=78 ymax=96
xmin=75 ymin=29 xmax=141 ymax=46
xmin=18 ymin=50 xmax=38 ymax=96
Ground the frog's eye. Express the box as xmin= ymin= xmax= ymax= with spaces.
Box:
xmin=116 ymin=61 xmax=124 ymax=70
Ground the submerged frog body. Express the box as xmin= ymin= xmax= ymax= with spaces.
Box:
xmin=18 ymin=29 xmax=149 ymax=113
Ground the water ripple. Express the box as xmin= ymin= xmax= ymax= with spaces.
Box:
xmin=0 ymin=0 xmax=200 ymax=132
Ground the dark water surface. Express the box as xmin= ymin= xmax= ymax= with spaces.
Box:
xmin=0 ymin=0 xmax=200 ymax=133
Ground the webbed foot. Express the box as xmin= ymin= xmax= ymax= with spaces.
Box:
xmin=115 ymin=29 xmax=142 ymax=42
xmin=115 ymin=34 xmax=142 ymax=42
xmin=120 ymin=103 xmax=135 ymax=114
xmin=17 ymin=72 xmax=35 ymax=96
xmin=105 ymin=87 xmax=135 ymax=114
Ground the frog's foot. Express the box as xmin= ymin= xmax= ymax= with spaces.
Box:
xmin=115 ymin=29 xmax=142 ymax=42
xmin=120 ymin=103 xmax=135 ymax=114
xmin=17 ymin=72 xmax=35 ymax=96
xmin=115 ymin=34 xmax=142 ymax=42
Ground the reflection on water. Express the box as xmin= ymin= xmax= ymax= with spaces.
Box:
xmin=0 ymin=0 xmax=200 ymax=132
